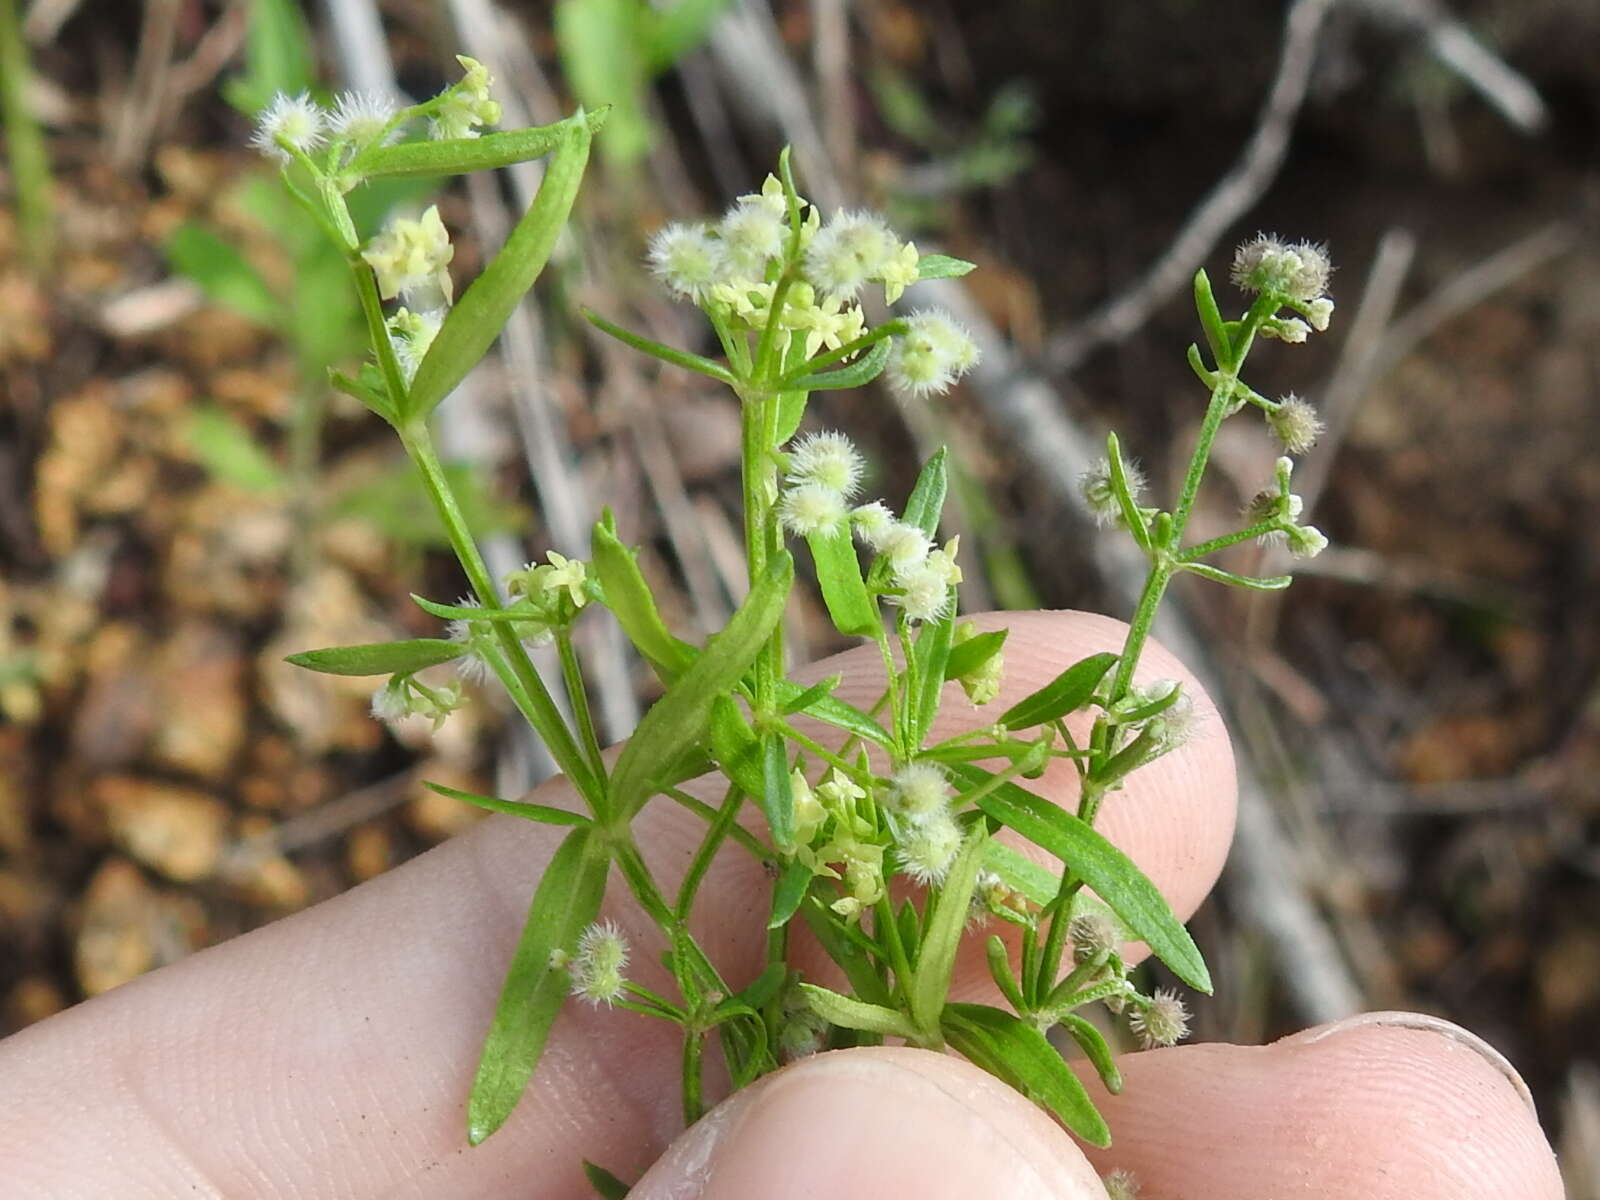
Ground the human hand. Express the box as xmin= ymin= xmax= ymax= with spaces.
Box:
xmin=0 ymin=612 xmax=1561 ymax=1198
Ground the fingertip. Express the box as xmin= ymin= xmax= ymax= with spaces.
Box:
xmin=631 ymin=1047 xmax=1107 ymax=1200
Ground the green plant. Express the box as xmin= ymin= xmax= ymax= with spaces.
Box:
xmin=250 ymin=56 xmax=1334 ymax=1185
xmin=0 ymin=0 xmax=53 ymax=271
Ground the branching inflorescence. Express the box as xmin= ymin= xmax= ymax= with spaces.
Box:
xmin=251 ymin=59 xmax=1332 ymax=1180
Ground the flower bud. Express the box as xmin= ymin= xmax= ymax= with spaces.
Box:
xmin=250 ymin=91 xmax=327 ymax=162
xmin=786 ymin=431 xmax=864 ymax=497
xmin=431 ymin=55 xmax=501 ymax=140
xmin=1267 ymin=394 xmax=1323 ymax=454
xmin=1128 ymin=987 xmax=1190 ymax=1048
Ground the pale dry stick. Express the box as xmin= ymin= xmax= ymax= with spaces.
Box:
xmin=445 ymin=0 xmax=643 ymax=747
xmin=1044 ymin=0 xmax=1338 ymax=374
xmin=812 ymin=0 xmax=856 ymax=188
xmin=21 ymin=0 xmax=79 ymax=43
xmin=318 ymin=0 xmax=397 ymax=99
xmin=673 ymin=52 xmax=749 ymax=200
xmin=108 ymin=0 xmax=180 ymax=170
xmin=1559 ymin=1061 xmax=1600 ymax=1200
xmin=161 ymin=0 xmax=251 ymax=116
xmin=705 ymin=0 xmax=844 ymax=213
xmin=1348 ymin=0 xmax=1547 ymax=134
xmin=600 ymin=351 xmax=734 ymax=634
xmin=1293 ymin=227 xmax=1417 ymax=516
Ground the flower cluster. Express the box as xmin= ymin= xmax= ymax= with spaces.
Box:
xmin=561 ymin=920 xmax=630 ymax=1006
xmin=792 ymin=769 xmax=887 ymax=922
xmin=430 ymin=56 xmax=501 ymax=141
xmin=853 ymin=503 xmax=962 ymax=624
xmin=1231 ymin=234 xmax=1335 ymax=345
xmin=647 ymin=175 xmax=978 ymax=399
xmin=883 ymin=761 xmax=962 ymax=886
xmin=369 ymin=672 xmax=463 ymax=730
xmin=1247 ymin=456 xmax=1327 ymax=558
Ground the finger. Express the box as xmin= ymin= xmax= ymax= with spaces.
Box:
xmin=631 ymin=1046 xmax=1108 ymax=1200
xmin=1079 ymin=1012 xmax=1562 ymax=1199
xmin=0 ymin=610 xmax=1235 ymax=1199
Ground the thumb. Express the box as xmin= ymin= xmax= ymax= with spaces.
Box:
xmin=631 ymin=1046 xmax=1107 ymax=1200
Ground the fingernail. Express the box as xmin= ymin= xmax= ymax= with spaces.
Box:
xmin=1281 ymin=1010 xmax=1537 ymax=1116
xmin=630 ymin=1047 xmax=1106 ymax=1200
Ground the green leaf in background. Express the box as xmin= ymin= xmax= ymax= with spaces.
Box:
xmin=348 ymin=112 xmax=611 ymax=181
xmin=1059 ymin=1013 xmax=1123 ymax=1094
xmin=917 ymin=253 xmax=977 ymax=280
xmin=805 ymin=524 xmax=879 ymax=637
xmin=222 ymin=0 xmax=315 ymax=117
xmin=330 ymin=459 xmax=524 ymax=548
xmin=645 ymin=0 xmax=735 ymax=69
xmin=941 ymin=1003 xmax=1110 ymax=1147
xmin=943 ymin=629 xmax=1006 ymax=682
xmin=998 ymin=650 xmax=1117 ymax=731
xmin=556 ymin=0 xmax=651 ymax=166
xmin=184 ymin=406 xmax=285 ymax=493
xmin=591 ymin=514 xmax=697 ymax=681
xmin=582 ymin=1161 xmax=632 ymax=1200
xmin=902 ymin=447 xmax=949 ymax=538
xmin=423 ymin=781 xmax=592 ymax=828
xmin=469 ymin=825 xmax=609 ymax=1144
xmin=406 ymin=113 xmax=595 ymax=420
xmin=284 ymin=638 xmax=464 ymax=676
xmin=166 ymin=224 xmax=281 ymax=328
xmin=964 ymin=770 xmax=1211 ymax=993
xmin=610 ymin=553 xmax=793 ymax=820
xmin=799 ymin=984 xmax=920 ymax=1040
xmin=907 ymin=824 xmax=988 ymax=1038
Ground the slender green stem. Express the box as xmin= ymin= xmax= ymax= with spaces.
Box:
xmin=676 ymin=782 xmax=745 ymax=917
xmin=681 ymin=1030 xmax=705 ymax=1123
xmin=1180 ymin=520 xmax=1280 ymax=562
xmin=556 ymin=630 xmax=606 ymax=786
xmin=873 ymin=895 xmax=914 ymax=1003
xmin=661 ymin=786 xmax=772 ymax=862
xmin=401 ymin=423 xmax=601 ymax=806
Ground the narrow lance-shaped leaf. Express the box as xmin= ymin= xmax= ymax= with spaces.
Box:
xmin=908 ymin=824 xmax=989 ymax=1039
xmin=405 ymin=113 xmax=594 ymax=420
xmin=768 ymin=857 xmax=812 ymax=929
xmin=917 ymin=253 xmax=976 ymax=280
xmin=999 ymin=651 xmax=1117 ymax=731
xmin=806 ymin=524 xmax=880 ymax=638
xmin=800 ymin=984 xmax=920 ymax=1040
xmin=1192 ymin=267 xmax=1231 ymax=369
xmin=962 ymin=768 xmax=1212 ymax=993
xmin=760 ymin=729 xmax=795 ymax=851
xmin=910 ymin=604 xmax=957 ymax=745
xmin=943 ymin=629 xmax=1006 ymax=682
xmin=781 ymin=336 xmax=891 ymax=392
xmin=285 ymin=638 xmax=464 ymax=676
xmin=1181 ymin=561 xmax=1292 ymax=591
xmin=611 ymin=553 xmax=793 ymax=819
xmin=424 ymin=781 xmax=591 ymax=828
xmin=350 ymin=109 xmax=611 ymax=180
xmin=941 ymin=1003 xmax=1111 ymax=1147
xmin=591 ymin=513 xmax=698 ymax=680
xmin=902 ymin=447 xmax=949 ymax=538
xmin=773 ymin=680 xmax=893 ymax=750
xmin=1060 ymin=1013 xmax=1124 ymax=1094
xmin=468 ymin=825 xmax=608 ymax=1144
xmin=581 ymin=1161 xmax=632 ymax=1200
xmin=708 ymin=695 xmax=764 ymax=799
